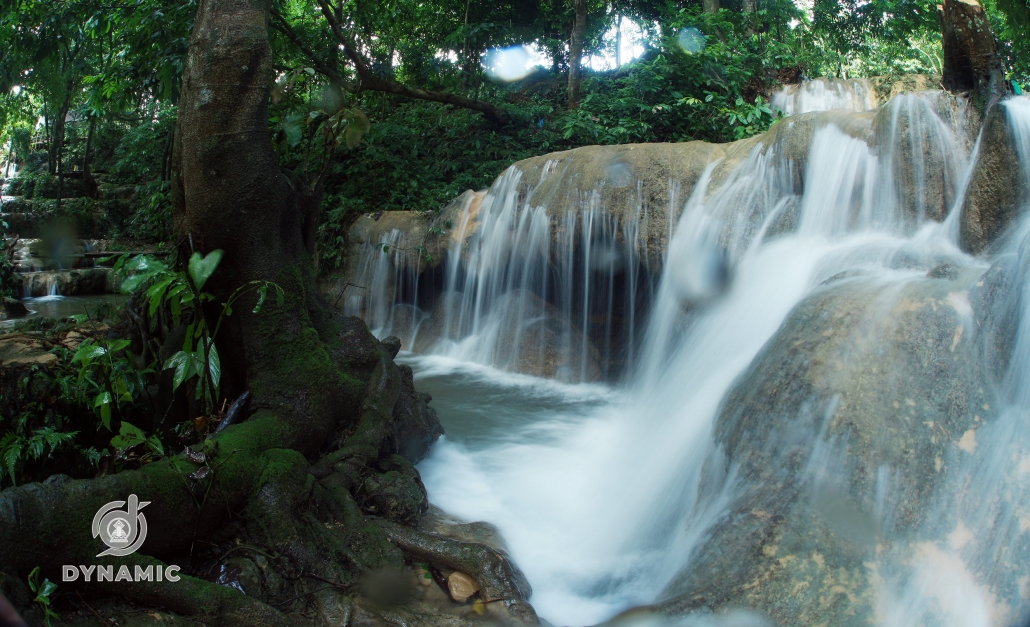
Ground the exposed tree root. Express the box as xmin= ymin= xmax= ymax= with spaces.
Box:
xmin=375 ymin=520 xmax=539 ymax=625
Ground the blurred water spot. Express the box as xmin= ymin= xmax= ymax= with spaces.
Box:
xmin=667 ymin=217 xmax=731 ymax=305
xmin=677 ymin=28 xmax=706 ymax=54
xmin=484 ymin=46 xmax=534 ymax=82
xmin=605 ymin=161 xmax=633 ymax=187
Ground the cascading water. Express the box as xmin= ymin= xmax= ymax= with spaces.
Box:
xmin=348 ymin=166 xmax=663 ymax=381
xmin=344 ymin=90 xmax=1030 ymax=626
xmin=771 ymin=77 xmax=879 ymax=116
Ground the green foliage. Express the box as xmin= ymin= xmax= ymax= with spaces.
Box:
xmin=27 ymin=567 xmax=59 ymax=627
xmin=110 ymin=420 xmax=164 ymax=460
xmin=116 ymin=250 xmax=283 ymax=413
xmin=69 ymin=337 xmax=149 ymax=431
xmin=0 ymin=428 xmax=77 ymax=487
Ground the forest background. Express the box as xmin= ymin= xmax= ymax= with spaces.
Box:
xmin=0 ymin=0 xmax=1029 ymax=490
xmin=2 ymin=0 xmax=1029 ymax=275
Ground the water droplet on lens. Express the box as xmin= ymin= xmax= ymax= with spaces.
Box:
xmin=484 ymin=46 xmax=534 ymax=82
xmin=605 ymin=162 xmax=633 ymax=187
xmin=678 ymin=27 xmax=706 ymax=54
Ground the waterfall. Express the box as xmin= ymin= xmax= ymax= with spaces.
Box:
xmin=771 ymin=77 xmax=879 ymax=116
xmin=348 ymin=167 xmax=661 ymax=381
xmin=338 ymin=86 xmax=1030 ymax=625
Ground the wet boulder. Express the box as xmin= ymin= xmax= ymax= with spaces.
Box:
xmin=411 ymin=291 xmax=468 ymax=354
xmin=1 ymin=298 xmax=28 ymax=318
xmin=659 ymin=270 xmax=997 ymax=625
xmin=491 ymin=289 xmax=602 ymax=381
xmin=392 ymin=362 xmax=444 ymax=463
xmin=960 ymin=101 xmax=1030 ymax=254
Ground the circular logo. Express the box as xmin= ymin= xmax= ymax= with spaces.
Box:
xmin=92 ymin=494 xmax=150 ymax=557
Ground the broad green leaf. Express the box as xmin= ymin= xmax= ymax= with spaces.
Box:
xmin=343 ymin=109 xmax=370 ymax=149
xmin=165 ymin=351 xmax=194 ymax=391
xmin=40 ymin=580 xmax=57 ymax=598
xmin=188 ymin=250 xmax=223 ymax=291
xmin=100 ymin=401 xmax=112 ymax=431
xmin=111 ymin=421 xmax=146 ymax=450
xmin=73 ymin=342 xmax=107 ymax=363
xmin=107 ymin=339 xmax=131 ymax=354
xmin=147 ymin=276 xmax=174 ymax=315
xmin=206 ymin=342 xmax=221 ymax=389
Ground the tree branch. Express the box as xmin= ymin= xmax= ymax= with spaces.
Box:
xmin=269 ymin=9 xmax=355 ymax=94
xmin=311 ymin=0 xmax=511 ymax=124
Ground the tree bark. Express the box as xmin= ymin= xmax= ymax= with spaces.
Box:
xmin=568 ymin=0 xmax=587 ymax=109
xmin=703 ymin=0 xmax=720 ymax=14
xmin=939 ymin=0 xmax=1009 ymax=107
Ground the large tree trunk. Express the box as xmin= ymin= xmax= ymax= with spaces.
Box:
xmin=939 ymin=0 xmax=1008 ymax=107
xmin=568 ymin=0 xmax=587 ymax=109
xmin=703 ymin=0 xmax=719 ymax=12
xmin=0 ymin=1 xmax=539 ymax=625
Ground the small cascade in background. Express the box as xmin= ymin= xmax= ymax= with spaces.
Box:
xmin=345 ymin=169 xmax=663 ymax=381
xmin=771 ymin=76 xmax=879 ymax=115
xmin=45 ymin=276 xmax=60 ymax=298
xmin=426 ymin=168 xmax=654 ymax=381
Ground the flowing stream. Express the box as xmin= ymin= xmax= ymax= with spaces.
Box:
xmin=348 ymin=89 xmax=1030 ymax=626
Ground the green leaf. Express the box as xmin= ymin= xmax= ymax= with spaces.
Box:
xmin=188 ymin=250 xmax=223 ymax=291
xmin=343 ymin=108 xmax=371 ymax=149
xmin=107 ymin=339 xmax=132 ymax=354
xmin=146 ymin=435 xmax=165 ymax=457
xmin=206 ymin=342 xmax=221 ymax=390
xmin=111 ymin=421 xmax=146 ymax=450
xmin=72 ymin=342 xmax=107 ymax=363
xmin=3 ymin=439 xmax=22 ymax=485
xmin=253 ymin=285 xmax=268 ymax=313
xmin=165 ymin=351 xmax=194 ymax=391
xmin=101 ymin=401 xmax=112 ymax=431
xmin=147 ymin=276 xmax=174 ymax=315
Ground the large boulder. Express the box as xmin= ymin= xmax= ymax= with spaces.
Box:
xmin=659 ymin=267 xmax=1002 ymax=625
xmin=489 ymin=288 xmax=602 ymax=381
xmin=959 ymin=100 xmax=1030 ymax=254
xmin=871 ymin=90 xmax=978 ymax=223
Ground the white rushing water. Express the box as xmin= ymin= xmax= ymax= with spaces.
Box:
xmin=771 ymin=77 xmax=879 ymax=117
xmin=351 ymin=90 xmax=1030 ymax=626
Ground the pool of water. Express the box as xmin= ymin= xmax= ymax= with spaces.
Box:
xmin=406 ymin=354 xmax=661 ymax=624
xmin=0 ymin=294 xmax=125 ymax=328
